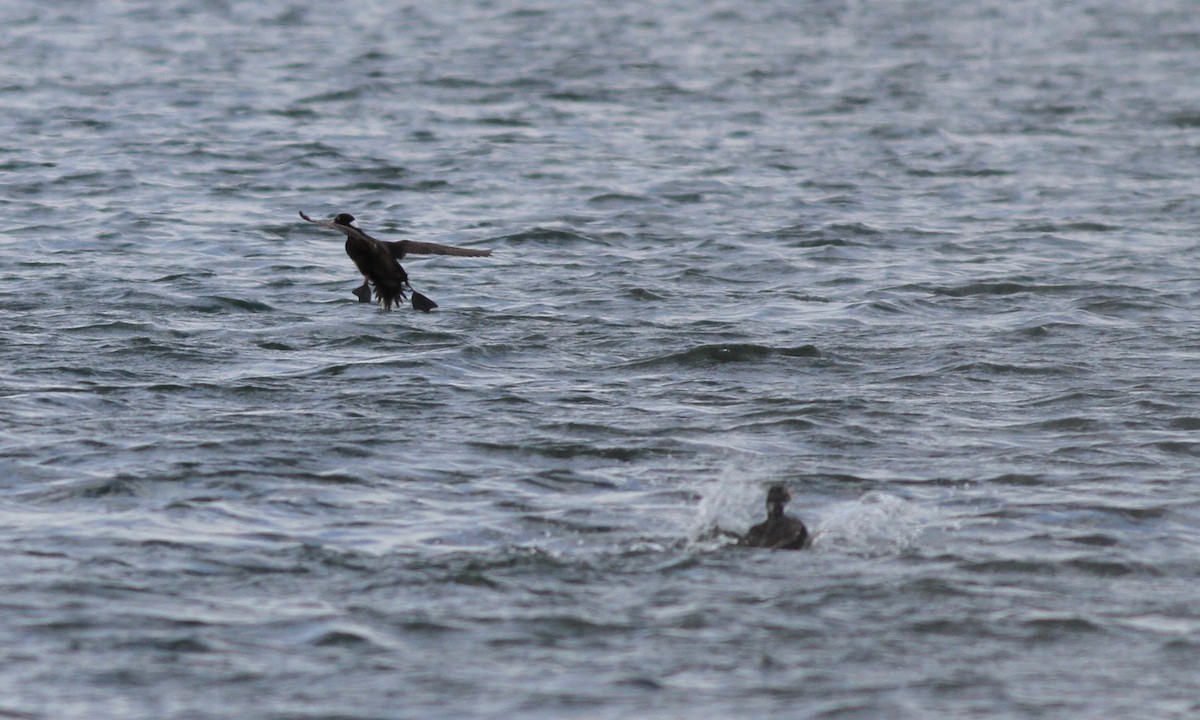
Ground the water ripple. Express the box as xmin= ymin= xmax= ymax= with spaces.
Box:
xmin=3 ymin=0 xmax=1200 ymax=717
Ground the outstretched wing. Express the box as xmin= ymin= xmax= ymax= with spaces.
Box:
xmin=299 ymin=210 xmax=339 ymax=231
xmin=388 ymin=239 xmax=492 ymax=259
xmin=298 ymin=211 xmax=380 ymax=244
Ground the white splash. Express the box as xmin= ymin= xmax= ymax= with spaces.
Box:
xmin=812 ymin=491 xmax=929 ymax=556
xmin=687 ymin=456 xmax=791 ymax=547
xmin=686 ymin=453 xmax=936 ymax=556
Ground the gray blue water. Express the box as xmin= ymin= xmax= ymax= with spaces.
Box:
xmin=3 ymin=1 xmax=1200 ymax=717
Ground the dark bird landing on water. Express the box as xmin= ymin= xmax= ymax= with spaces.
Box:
xmin=299 ymin=211 xmax=492 ymax=311
xmin=738 ymin=484 xmax=811 ymax=550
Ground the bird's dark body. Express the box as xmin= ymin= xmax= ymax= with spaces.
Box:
xmin=738 ymin=485 xmax=811 ymax=550
xmin=740 ymin=514 xmax=810 ymax=550
xmin=300 ymin=211 xmax=491 ymax=312
xmin=342 ymin=227 xmax=408 ymax=310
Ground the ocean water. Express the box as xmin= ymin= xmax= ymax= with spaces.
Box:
xmin=3 ymin=0 xmax=1200 ymax=717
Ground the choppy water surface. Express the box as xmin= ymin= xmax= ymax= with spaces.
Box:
xmin=3 ymin=1 xmax=1200 ymax=717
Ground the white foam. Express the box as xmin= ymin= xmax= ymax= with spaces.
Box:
xmin=687 ymin=456 xmax=794 ymax=547
xmin=812 ymin=491 xmax=930 ymax=556
xmin=688 ymin=458 xmax=936 ymax=556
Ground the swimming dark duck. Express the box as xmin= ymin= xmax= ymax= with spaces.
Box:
xmin=299 ymin=211 xmax=492 ymax=311
xmin=739 ymin=484 xmax=811 ymax=550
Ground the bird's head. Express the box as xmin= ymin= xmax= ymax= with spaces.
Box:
xmin=766 ymin=484 xmax=791 ymax=516
xmin=332 ymin=213 xmax=357 ymax=228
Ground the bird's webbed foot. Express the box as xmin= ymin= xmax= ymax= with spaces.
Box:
xmin=411 ymin=291 xmax=438 ymax=313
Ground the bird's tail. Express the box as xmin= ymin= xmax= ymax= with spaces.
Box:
xmin=374 ymin=281 xmax=406 ymax=310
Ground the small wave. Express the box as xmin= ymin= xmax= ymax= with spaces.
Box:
xmin=420 ymin=75 xmax=493 ymax=89
xmin=1020 ymin=614 xmax=1107 ymax=639
xmin=187 ymin=295 xmax=274 ymax=313
xmin=490 ymin=227 xmax=599 ymax=245
xmin=1165 ymin=110 xmax=1200 ymax=128
xmin=545 ymin=89 xmax=615 ymax=103
xmin=1080 ymin=298 xmax=1172 ymax=317
xmin=986 ymin=473 xmax=1046 ymax=486
xmin=729 ymin=417 xmax=818 ymax=433
xmin=626 ymin=287 xmax=666 ymax=301
xmin=1065 ymin=557 xmax=1147 ymax=577
xmin=930 ymin=281 xmax=1086 ymax=298
xmin=1150 ymin=440 xmax=1200 ymax=456
xmin=310 ymin=627 xmax=382 ymax=649
xmin=1011 ymin=221 xmax=1121 ymax=233
xmin=478 ymin=116 xmax=534 ymax=128
xmin=765 ymin=222 xmax=880 ymax=247
xmin=473 ymin=439 xmax=653 ymax=462
xmin=623 ymin=343 xmax=821 ymax=369
xmin=906 ymin=165 xmax=1012 ymax=178
xmin=60 ymin=319 xmax=154 ymax=334
xmin=1014 ymin=416 xmax=1105 ymax=432
xmin=297 ymin=87 xmax=364 ymax=103
xmin=943 ymin=361 xmax=1080 ymax=377
xmin=587 ymin=192 xmax=651 ymax=206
